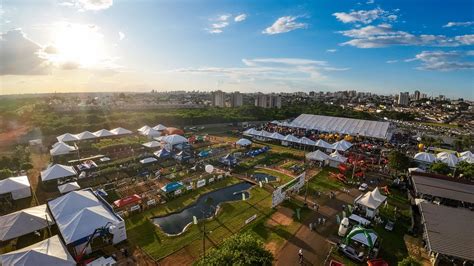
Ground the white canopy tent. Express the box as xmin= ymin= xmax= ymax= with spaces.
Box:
xmin=0 ymin=235 xmax=75 ymax=266
xmin=437 ymin=152 xmax=459 ymax=167
xmin=47 ymin=189 xmax=126 ymax=246
xmin=162 ymin=134 xmax=188 ymax=145
xmin=236 ymin=138 xmax=252 ymax=146
xmin=243 ymin=128 xmax=258 ymax=136
xmin=269 ymin=132 xmax=285 ymax=140
xmin=41 ymin=164 xmax=77 ymax=182
xmin=50 ymin=142 xmax=77 ymax=156
xmin=299 ymin=137 xmax=316 ymax=146
xmin=414 ymin=152 xmax=437 ymax=164
xmin=315 ymin=139 xmax=333 ymax=149
xmin=58 ymin=182 xmax=81 ymax=194
xmin=256 ymin=130 xmax=272 ymax=138
xmin=74 ymin=131 xmax=97 ymax=140
xmin=140 ymin=128 xmax=161 ymax=138
xmin=328 ymin=151 xmax=347 ymax=167
xmin=137 ymin=125 xmax=151 ymax=132
xmin=93 ymin=129 xmax=114 ymax=138
xmin=459 ymin=151 xmax=474 ymax=164
xmin=332 ymin=140 xmax=352 ymax=151
xmin=0 ymin=176 xmax=31 ymax=200
xmin=110 ymin=127 xmax=132 ymax=135
xmin=408 ymin=167 xmax=425 ymax=173
xmin=153 ymin=124 xmax=167 ymax=131
xmin=0 ymin=204 xmax=54 ymax=241
xmin=306 ymin=150 xmax=330 ymax=161
xmin=142 ymin=141 xmax=161 ymax=148
xmin=283 ymin=134 xmax=300 ymax=143
xmin=140 ymin=157 xmax=158 ymax=164
xmin=56 ymin=133 xmax=79 ymax=143
xmin=354 ymin=188 xmax=387 ymax=218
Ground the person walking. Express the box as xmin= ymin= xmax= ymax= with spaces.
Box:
xmin=298 ymin=249 xmax=303 ymax=264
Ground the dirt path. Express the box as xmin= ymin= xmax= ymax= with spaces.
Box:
xmin=29 ymin=152 xmax=58 ymax=204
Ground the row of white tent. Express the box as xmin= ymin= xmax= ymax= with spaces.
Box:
xmin=243 ymin=128 xmax=353 ymax=151
xmin=0 ymin=176 xmax=31 ymax=200
xmin=138 ymin=124 xmax=167 ymax=138
xmin=414 ymin=151 xmax=474 ymax=167
xmin=305 ymin=150 xmax=348 ymax=164
xmin=57 ymin=127 xmax=133 ymax=143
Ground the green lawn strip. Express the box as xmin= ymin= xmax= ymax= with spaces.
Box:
xmin=418 ymin=121 xmax=459 ymax=128
xmin=306 ymin=167 xmax=346 ymax=193
xmin=253 ymin=168 xmax=295 ymax=185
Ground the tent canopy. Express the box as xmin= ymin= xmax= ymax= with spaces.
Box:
xmin=0 ymin=235 xmax=75 ymax=266
xmin=161 ymin=182 xmax=184 ymax=193
xmin=138 ymin=125 xmax=151 ymax=132
xmin=437 ymin=152 xmax=459 ymax=167
xmin=243 ymin=128 xmax=258 ymax=136
xmin=153 ymin=124 xmax=167 ymax=131
xmin=140 ymin=157 xmax=158 ymax=164
xmin=269 ymin=132 xmax=285 ymax=140
xmin=142 ymin=141 xmax=161 ymax=148
xmin=41 ymin=164 xmax=77 ymax=182
xmin=0 ymin=204 xmax=54 ymax=241
xmin=58 ymin=182 xmax=81 ymax=194
xmin=154 ymin=148 xmax=171 ymax=158
xmin=114 ymin=194 xmax=141 ymax=208
xmin=74 ymin=131 xmax=97 ymax=140
xmin=414 ymin=152 xmax=437 ymax=163
xmin=48 ymin=190 xmax=122 ymax=245
xmin=140 ymin=128 xmax=161 ymax=137
xmin=50 ymin=142 xmax=76 ymax=156
xmin=355 ymin=188 xmax=386 ymax=209
xmin=332 ymin=141 xmax=352 ymax=151
xmin=110 ymin=127 xmax=132 ymax=135
xmin=283 ymin=134 xmax=300 ymax=143
xmin=236 ymin=138 xmax=252 ymax=146
xmin=93 ymin=129 xmax=114 ymax=138
xmin=315 ymin=139 xmax=333 ymax=149
xmin=162 ymin=134 xmax=188 ymax=145
xmin=0 ymin=176 xmax=30 ymax=195
xmin=57 ymin=133 xmax=79 ymax=143
xmin=306 ymin=150 xmax=330 ymax=161
xmin=299 ymin=137 xmax=316 ymax=146
xmin=329 ymin=151 xmax=348 ymax=163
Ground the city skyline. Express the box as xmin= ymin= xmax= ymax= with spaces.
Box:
xmin=1 ymin=0 xmax=473 ymax=98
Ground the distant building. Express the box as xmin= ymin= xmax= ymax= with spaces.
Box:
xmin=414 ymin=90 xmax=421 ymax=101
xmin=254 ymin=93 xmax=281 ymax=108
xmin=212 ymin=90 xmax=225 ymax=107
xmin=230 ymin=91 xmax=243 ymax=107
xmin=398 ymin=92 xmax=410 ymax=106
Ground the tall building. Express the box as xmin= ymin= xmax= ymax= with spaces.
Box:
xmin=271 ymin=94 xmax=282 ymax=108
xmin=398 ymin=92 xmax=410 ymax=106
xmin=414 ymin=90 xmax=421 ymax=101
xmin=230 ymin=91 xmax=243 ymax=107
xmin=212 ymin=90 xmax=225 ymax=107
xmin=254 ymin=93 xmax=281 ymax=108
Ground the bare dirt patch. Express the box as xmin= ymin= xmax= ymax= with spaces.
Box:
xmin=0 ymin=125 xmax=30 ymax=151
xmin=265 ymin=241 xmax=279 ymax=256
xmin=266 ymin=207 xmax=294 ymax=227
xmin=159 ymin=246 xmax=195 ymax=266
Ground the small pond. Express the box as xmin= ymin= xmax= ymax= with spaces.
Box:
xmin=153 ymin=182 xmax=253 ymax=235
xmin=253 ymin=172 xmax=277 ymax=182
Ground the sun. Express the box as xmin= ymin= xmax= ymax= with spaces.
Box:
xmin=49 ymin=22 xmax=108 ymax=69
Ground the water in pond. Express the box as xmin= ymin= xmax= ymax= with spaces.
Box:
xmin=153 ymin=182 xmax=253 ymax=235
xmin=253 ymin=172 xmax=277 ymax=182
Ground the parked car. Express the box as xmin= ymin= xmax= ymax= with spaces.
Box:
xmin=385 ymin=220 xmax=395 ymax=231
xmin=358 ymin=183 xmax=368 ymax=191
xmin=339 ymin=244 xmax=365 ymax=262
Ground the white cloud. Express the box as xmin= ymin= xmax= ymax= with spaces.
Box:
xmin=443 ymin=21 xmax=474 ymax=28
xmin=366 ymin=0 xmax=375 ymax=4
xmin=61 ymin=0 xmax=113 ymax=11
xmin=119 ymin=31 xmax=125 ymax=40
xmin=386 ymin=59 xmax=398 ymax=63
xmin=234 ymin=14 xmax=247 ymax=22
xmin=242 ymin=58 xmax=327 ymax=66
xmin=333 ymin=8 xmax=395 ymax=24
xmin=207 ymin=14 xmax=232 ymax=34
xmin=326 ymin=49 xmax=338 ymax=53
xmin=0 ymin=29 xmax=51 ymax=75
xmin=406 ymin=50 xmax=474 ymax=71
xmin=262 ymin=16 xmax=307 ymax=35
xmin=339 ymin=24 xmax=474 ymax=48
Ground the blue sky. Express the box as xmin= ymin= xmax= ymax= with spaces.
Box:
xmin=1 ymin=0 xmax=473 ymax=98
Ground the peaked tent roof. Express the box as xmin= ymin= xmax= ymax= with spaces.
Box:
xmin=306 ymin=150 xmax=330 ymax=161
xmin=56 ymin=133 xmax=78 ymax=143
xmin=0 ymin=176 xmax=30 ymax=195
xmin=0 ymin=204 xmax=54 ymax=241
xmin=154 ymin=148 xmax=171 ymax=158
xmin=142 ymin=141 xmax=161 ymax=148
xmin=140 ymin=157 xmax=158 ymax=164
xmin=236 ymin=138 xmax=252 ymax=146
xmin=371 ymin=187 xmax=387 ymax=203
xmin=329 ymin=151 xmax=347 ymax=163
xmin=58 ymin=182 xmax=81 ymax=194
xmin=110 ymin=127 xmax=132 ymax=135
xmin=41 ymin=164 xmax=77 ymax=182
xmin=74 ymin=131 xmax=97 ymax=140
xmin=153 ymin=124 xmax=167 ymax=131
xmin=269 ymin=132 xmax=285 ymax=140
xmin=332 ymin=141 xmax=351 ymax=151
xmin=161 ymin=182 xmax=184 ymax=193
xmin=162 ymin=134 xmax=188 ymax=145
xmin=140 ymin=128 xmax=161 ymax=137
xmin=315 ymin=139 xmax=333 ymax=149
xmin=437 ymin=152 xmax=459 ymax=167
xmin=138 ymin=125 xmax=151 ymax=132
xmin=0 ymin=235 xmax=75 ymax=266
xmin=355 ymin=191 xmax=385 ymax=209
xmin=414 ymin=152 xmax=437 ymax=163
xmin=93 ymin=129 xmax=114 ymax=138
xmin=299 ymin=137 xmax=316 ymax=146
xmin=283 ymin=134 xmax=300 ymax=143
xmin=243 ymin=128 xmax=258 ymax=136
xmin=459 ymin=151 xmax=473 ymax=158
xmin=48 ymin=190 xmax=121 ymax=244
xmin=50 ymin=142 xmax=76 ymax=156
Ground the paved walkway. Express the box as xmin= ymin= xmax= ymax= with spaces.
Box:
xmin=275 ymin=188 xmax=359 ymax=266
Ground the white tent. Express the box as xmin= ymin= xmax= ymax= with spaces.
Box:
xmin=338 ymin=140 xmax=353 ymax=149
xmin=140 ymin=157 xmax=158 ymax=164
xmin=93 ymin=129 xmax=114 ymax=138
xmin=0 ymin=204 xmax=54 ymax=241
xmin=74 ymin=131 xmax=97 ymax=140
xmin=329 ymin=151 xmax=347 ymax=163
xmin=283 ymin=134 xmax=300 ymax=143
xmin=354 ymin=189 xmax=386 ymax=218
xmin=408 ymin=167 xmax=425 ymax=173
xmin=257 ymin=130 xmax=272 ymax=138
xmin=306 ymin=150 xmax=330 ymax=161
xmin=269 ymin=132 xmax=285 ymax=140
xmin=371 ymin=187 xmax=387 ymax=203
xmin=332 ymin=141 xmax=352 ymax=151
xmin=110 ymin=127 xmax=132 ymax=135
xmin=162 ymin=134 xmax=188 ymax=145
xmin=50 ymin=142 xmax=77 ymax=156
xmin=137 ymin=125 xmax=151 ymax=132
xmin=56 ymin=133 xmax=78 ymax=143
xmin=153 ymin=124 xmax=167 ymax=131
xmin=142 ymin=141 xmax=161 ymax=148
xmin=414 ymin=152 xmax=437 ymax=163
xmin=58 ymin=182 xmax=81 ymax=194
xmin=41 ymin=164 xmax=77 ymax=182
xmin=0 ymin=235 xmax=75 ymax=266
xmin=315 ymin=139 xmax=333 ymax=149
xmin=236 ymin=138 xmax=252 ymax=146
xmin=0 ymin=176 xmax=31 ymax=200
xmin=299 ymin=137 xmax=316 ymax=146
xmin=437 ymin=152 xmax=459 ymax=167
xmin=48 ymin=190 xmax=126 ymax=245
xmin=140 ymin=128 xmax=161 ymax=138
xmin=459 ymin=151 xmax=474 ymax=164
xmin=243 ymin=128 xmax=258 ymax=136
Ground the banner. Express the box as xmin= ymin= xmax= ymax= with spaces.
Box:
xmin=271 ymin=172 xmax=306 ymax=208
xmin=197 ymin=179 xmax=206 ymax=188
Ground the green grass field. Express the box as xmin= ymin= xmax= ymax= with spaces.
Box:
xmin=253 ymin=168 xmax=295 ymax=185
xmin=306 ymin=167 xmax=346 ymax=194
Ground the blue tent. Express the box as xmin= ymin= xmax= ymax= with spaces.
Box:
xmin=221 ymin=154 xmax=237 ymax=166
xmin=161 ymin=182 xmax=183 ymax=193
xmin=198 ymin=150 xmax=210 ymax=158
xmin=154 ymin=148 xmax=171 ymax=159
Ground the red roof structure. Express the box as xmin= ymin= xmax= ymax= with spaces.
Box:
xmin=114 ymin=194 xmax=142 ymax=208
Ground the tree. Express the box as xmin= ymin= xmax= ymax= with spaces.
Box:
xmin=0 ymin=169 xmax=13 ymax=180
xmin=388 ymin=151 xmax=410 ymax=174
xmin=195 ymin=233 xmax=274 ymax=266
xmin=457 ymin=161 xmax=474 ymax=179
xmin=430 ymin=162 xmax=450 ymax=175
xmin=398 ymin=256 xmax=421 ymax=266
